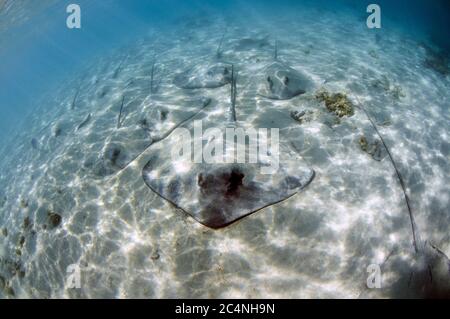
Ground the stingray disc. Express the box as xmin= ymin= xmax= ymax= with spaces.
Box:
xmin=142 ymin=139 xmax=314 ymax=228
xmin=174 ymin=63 xmax=232 ymax=89
xmin=258 ymin=62 xmax=314 ymax=100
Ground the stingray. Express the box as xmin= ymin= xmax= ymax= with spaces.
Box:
xmin=89 ymin=96 xmax=212 ymax=178
xmin=257 ymin=61 xmax=314 ymax=100
xmin=173 ymin=63 xmax=232 ymax=89
xmin=234 ymin=36 xmax=272 ymax=51
xmin=143 ymin=66 xmax=315 ymax=228
xmin=257 ymin=42 xmax=314 ymax=100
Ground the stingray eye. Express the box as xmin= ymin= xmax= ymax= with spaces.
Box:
xmin=160 ymin=110 xmax=168 ymax=121
xmin=267 ymin=76 xmax=274 ymax=90
xmin=283 ymin=76 xmax=289 ymax=85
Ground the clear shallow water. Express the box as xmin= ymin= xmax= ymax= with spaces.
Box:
xmin=0 ymin=1 xmax=449 ymax=298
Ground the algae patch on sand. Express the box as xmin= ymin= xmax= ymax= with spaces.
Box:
xmin=315 ymin=89 xmax=354 ymax=118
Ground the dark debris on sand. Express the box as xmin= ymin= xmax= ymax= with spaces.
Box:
xmin=47 ymin=211 xmax=62 ymax=229
xmin=359 ymin=135 xmax=386 ymax=161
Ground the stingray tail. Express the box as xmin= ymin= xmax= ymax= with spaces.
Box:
xmin=117 ymin=95 xmax=126 ymax=129
xmin=216 ymin=30 xmax=226 ymax=59
xmin=230 ymin=64 xmax=237 ymax=122
xmin=355 ymin=96 xmax=420 ymax=253
xmin=70 ymin=87 xmax=80 ymax=110
xmin=113 ymin=55 xmax=127 ymax=79
xmin=274 ymin=39 xmax=278 ymax=60
xmin=150 ymin=61 xmax=156 ymax=94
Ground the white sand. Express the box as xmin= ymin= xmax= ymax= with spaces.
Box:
xmin=0 ymin=7 xmax=449 ymax=298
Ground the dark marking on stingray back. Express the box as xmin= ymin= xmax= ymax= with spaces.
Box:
xmin=198 ymin=168 xmax=245 ymax=199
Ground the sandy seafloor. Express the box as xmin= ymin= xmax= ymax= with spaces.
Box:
xmin=0 ymin=7 xmax=449 ymax=298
